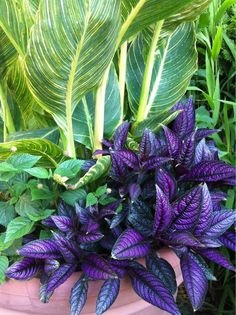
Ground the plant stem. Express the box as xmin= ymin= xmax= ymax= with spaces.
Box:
xmin=0 ymin=83 xmax=15 ymax=141
xmin=118 ymin=41 xmax=128 ymax=124
xmin=136 ymin=20 xmax=164 ymax=123
xmin=93 ymin=66 xmax=110 ymax=153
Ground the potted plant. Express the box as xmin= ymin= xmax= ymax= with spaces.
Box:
xmin=0 ymin=0 xmax=235 ymax=314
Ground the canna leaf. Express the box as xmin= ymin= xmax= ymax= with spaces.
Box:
xmin=96 ymin=278 xmax=120 ymax=315
xmin=111 ymin=228 xmax=150 ymax=260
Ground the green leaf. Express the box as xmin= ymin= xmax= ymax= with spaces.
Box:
xmin=39 ymin=230 xmax=53 ymax=240
xmin=27 ymin=209 xmax=55 ymax=222
xmin=7 ymin=153 xmax=41 ymax=170
xmin=0 ymin=256 xmax=9 ymax=284
xmin=86 ymin=193 xmax=98 ymax=207
xmin=5 ymin=217 xmax=34 ymax=243
xmin=214 ymin=0 xmax=236 ymax=24
xmin=7 ymin=127 xmax=59 ymax=143
xmin=127 ymin=23 xmax=197 ymax=117
xmin=3 ymin=238 xmax=22 ymax=256
xmin=0 ymin=202 xmax=15 ymax=227
xmin=15 ymin=191 xmax=40 ymax=217
xmin=30 ymin=186 xmax=55 ymax=201
xmin=211 ymin=26 xmax=222 ymax=61
xmin=25 ymin=0 xmax=120 ymax=143
xmin=55 ymin=160 xmax=85 ymax=178
xmin=60 ymin=189 xmax=86 ymax=206
xmin=0 ymin=233 xmax=13 ymax=251
xmin=0 ymin=139 xmax=65 ymax=167
xmin=25 ymin=167 xmax=49 ymax=179
xmin=0 ymin=162 xmax=18 ymax=172
xmin=72 ymin=156 xmax=111 ymax=189
xmin=120 ymin=0 xmax=211 ymax=42
xmin=133 ymin=109 xmax=181 ymax=138
xmin=73 ymin=64 xmax=121 ymax=149
xmin=212 ymin=72 xmax=221 ymax=127
xmin=95 ymin=185 xmax=107 ymax=197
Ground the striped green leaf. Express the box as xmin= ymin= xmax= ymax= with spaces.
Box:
xmin=25 ymin=0 xmax=120 ymax=146
xmin=7 ymin=127 xmax=59 ymax=144
xmin=73 ymin=64 xmax=121 ymax=149
xmin=127 ymin=23 xmax=197 ymax=117
xmin=0 ymin=139 xmax=65 ymax=167
xmin=71 ymin=156 xmax=111 ymax=189
xmin=120 ymin=0 xmax=211 ymax=42
xmin=0 ymin=256 xmax=9 ymax=284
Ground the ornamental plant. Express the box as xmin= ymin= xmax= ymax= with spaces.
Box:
xmin=5 ymin=100 xmax=236 ymax=315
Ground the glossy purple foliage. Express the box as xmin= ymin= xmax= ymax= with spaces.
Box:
xmin=6 ymin=98 xmax=236 ymax=315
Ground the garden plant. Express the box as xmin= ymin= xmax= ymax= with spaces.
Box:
xmin=0 ymin=1 xmax=235 ymax=315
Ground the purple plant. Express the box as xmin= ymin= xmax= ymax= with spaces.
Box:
xmin=6 ymin=99 xmax=236 ymax=315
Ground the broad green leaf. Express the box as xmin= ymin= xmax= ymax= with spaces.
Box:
xmin=3 ymin=238 xmax=22 ymax=256
xmin=15 ymin=191 xmax=41 ymax=217
xmin=5 ymin=217 xmax=34 ymax=243
xmin=0 ymin=162 xmax=18 ymax=172
xmin=0 ymin=139 xmax=65 ymax=167
xmin=25 ymin=167 xmax=49 ymax=179
xmin=8 ymin=153 xmax=41 ymax=170
xmin=72 ymin=156 xmax=111 ymax=189
xmin=60 ymin=189 xmax=86 ymax=206
xmin=71 ymin=63 xmax=121 ymax=149
xmin=127 ymin=23 xmax=197 ymax=117
xmin=55 ymin=160 xmax=85 ymax=178
xmin=0 ymin=233 xmax=13 ymax=251
xmin=86 ymin=192 xmax=98 ymax=207
xmin=0 ymin=256 xmax=9 ymax=284
xmin=27 ymin=209 xmax=55 ymax=222
xmin=0 ymin=202 xmax=15 ymax=227
xmin=95 ymin=185 xmax=107 ymax=197
xmin=30 ymin=187 xmax=56 ymax=201
xmin=7 ymin=127 xmax=59 ymax=143
xmin=120 ymin=0 xmax=211 ymax=42
xmin=133 ymin=110 xmax=181 ymax=138
xmin=25 ymin=0 xmax=120 ymax=139
xmin=0 ymin=28 xmax=17 ymax=74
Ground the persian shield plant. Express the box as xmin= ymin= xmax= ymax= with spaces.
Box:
xmin=6 ymin=100 xmax=236 ymax=315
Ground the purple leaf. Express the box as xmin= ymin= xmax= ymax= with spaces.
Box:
xmin=163 ymin=126 xmax=181 ymax=159
xmin=102 ymin=139 xmax=113 ymax=148
xmin=53 ymin=233 xmax=80 ymax=262
xmin=80 ymin=159 xmax=96 ymax=171
xmin=96 ymin=279 xmax=120 ymax=315
xmin=42 ymin=217 xmax=57 ymax=228
xmin=46 ymin=263 xmax=77 ymax=294
xmin=108 ymin=259 xmax=129 ymax=278
xmin=6 ymin=258 xmax=41 ymax=280
xmin=153 ymin=185 xmax=172 ymax=235
xmin=70 ymin=275 xmax=88 ymax=315
xmin=141 ymin=156 xmax=171 ymax=171
xmin=181 ymin=252 xmax=208 ymax=311
xmin=204 ymin=210 xmax=236 ymax=238
xmin=190 ymin=253 xmax=216 ymax=281
xmin=172 ymin=186 xmax=203 ymax=231
xmin=40 ymin=274 xmax=53 ymax=303
xmin=114 ymin=150 xmax=139 ymax=169
xmin=178 ymin=132 xmax=195 ymax=167
xmin=211 ymin=191 xmax=227 ymax=204
xmin=195 ymin=128 xmax=219 ymax=141
xmin=110 ymin=153 xmax=128 ymax=180
xmin=194 ymin=184 xmax=213 ymax=235
xmin=183 ymin=161 xmax=236 ymax=182
xmin=197 ymin=248 xmax=235 ymax=271
xmin=128 ymin=183 xmax=141 ymax=201
xmin=194 ymin=139 xmax=212 ymax=164
xmin=172 ymin=98 xmax=195 ymax=139
xmin=58 ymin=201 xmax=75 ymax=218
xmin=223 ymin=177 xmax=236 ymax=186
xmin=199 ymin=237 xmax=222 ymax=248
xmin=81 ymin=254 xmax=117 ymax=280
xmin=75 ymin=204 xmax=90 ymax=225
xmin=113 ymin=121 xmax=130 ymax=150
xmin=166 ymin=232 xmax=205 ymax=248
xmin=111 ymin=228 xmax=150 ymax=260
xmin=128 ymin=200 xmax=153 ymax=237
xmin=110 ymin=207 xmax=128 ymax=229
xmin=77 ymin=231 xmax=104 ymax=243
xmin=51 ymin=215 xmax=73 ymax=233
xmin=155 ymin=168 xmax=177 ymax=201
xmin=139 ymin=129 xmax=160 ymax=160
xmin=128 ymin=267 xmax=181 ymax=315
xmin=219 ymin=232 xmax=236 ymax=251
xmin=44 ymin=259 xmax=60 ymax=274
xmin=146 ymin=253 xmax=177 ymax=294
xmin=18 ymin=239 xmax=61 ymax=259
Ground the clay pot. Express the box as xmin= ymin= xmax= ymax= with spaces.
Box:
xmin=0 ymin=248 xmax=182 ymax=315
